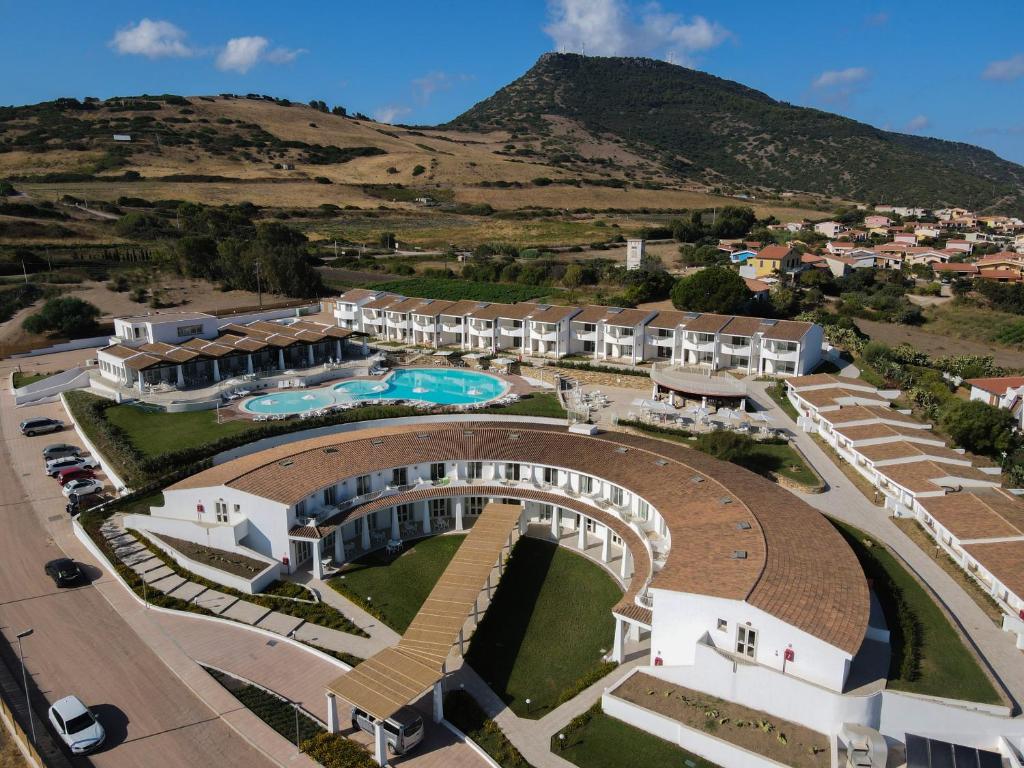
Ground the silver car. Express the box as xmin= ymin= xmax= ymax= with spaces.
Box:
xmin=351 ymin=706 xmax=424 ymax=755
xmin=48 ymin=696 xmax=104 ymax=754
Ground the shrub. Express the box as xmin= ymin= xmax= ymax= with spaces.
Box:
xmin=22 ymin=296 xmax=100 ymax=337
xmin=411 ymin=164 xmax=426 ymax=176
xmin=301 ymin=732 xmax=376 ymax=768
xmin=694 ymin=430 xmax=754 ymax=462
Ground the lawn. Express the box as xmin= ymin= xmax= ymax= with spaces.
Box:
xmin=444 ymin=690 xmax=533 ymax=768
xmin=12 ymin=370 xmax=56 ymax=388
xmin=764 ymin=380 xmax=799 ymax=422
xmin=466 ymin=537 xmax=621 ymax=718
xmin=479 ymin=392 xmax=565 ymax=418
xmin=330 ymin=535 xmax=466 ymax=632
xmin=103 ymin=402 xmax=257 ymax=458
xmin=830 ymin=519 xmax=1002 ymax=705
xmin=556 ymin=705 xmax=718 ymax=768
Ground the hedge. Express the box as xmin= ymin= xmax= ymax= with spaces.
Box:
xmin=64 ymin=390 xmax=421 ymax=487
xmin=550 ymin=360 xmax=650 ymax=378
xmin=301 ymin=732 xmax=377 ymax=768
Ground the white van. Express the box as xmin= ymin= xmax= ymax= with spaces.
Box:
xmin=350 ymin=706 xmax=424 ymax=755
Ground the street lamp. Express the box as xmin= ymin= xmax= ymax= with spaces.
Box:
xmin=293 ymin=702 xmax=302 ymax=750
xmin=16 ymin=629 xmax=35 ymax=742
xmin=559 ymin=733 xmax=566 ymax=751
xmin=525 ymin=697 xmax=531 ymax=714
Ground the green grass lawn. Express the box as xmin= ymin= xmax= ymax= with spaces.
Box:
xmin=104 ymin=403 xmax=257 ymax=458
xmin=479 ymin=392 xmax=565 ymax=418
xmin=466 ymin=537 xmax=621 ymax=718
xmin=764 ymin=380 xmax=799 ymax=422
xmin=556 ymin=706 xmax=718 ymax=768
xmin=329 ymin=535 xmax=466 ymax=632
xmin=12 ymin=370 xmax=57 ymax=388
xmin=831 ymin=519 xmax=1002 ymax=705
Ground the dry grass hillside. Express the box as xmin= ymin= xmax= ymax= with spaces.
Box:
xmin=2 ymin=95 xmax=825 ymax=219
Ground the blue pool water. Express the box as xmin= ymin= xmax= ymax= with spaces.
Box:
xmin=241 ymin=368 xmax=507 ymax=415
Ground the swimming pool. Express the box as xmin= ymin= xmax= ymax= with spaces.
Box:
xmin=241 ymin=368 xmax=508 ymax=415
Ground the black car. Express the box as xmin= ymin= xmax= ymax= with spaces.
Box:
xmin=44 ymin=558 xmax=84 ymax=587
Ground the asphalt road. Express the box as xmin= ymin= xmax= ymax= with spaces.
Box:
xmin=0 ymin=394 xmax=275 ymax=768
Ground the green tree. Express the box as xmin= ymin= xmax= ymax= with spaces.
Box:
xmin=22 ymin=297 xmax=100 ymax=337
xmin=939 ymin=399 xmax=1017 ymax=458
xmin=695 ymin=431 xmax=754 ymax=462
xmin=562 ymin=264 xmax=585 ymax=289
xmin=670 ymin=266 xmax=750 ymax=314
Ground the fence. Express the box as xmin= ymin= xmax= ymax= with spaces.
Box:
xmin=0 ymin=694 xmax=44 ymax=768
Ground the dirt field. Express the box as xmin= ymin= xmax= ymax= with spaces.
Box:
xmin=856 ymin=318 xmax=1024 ymax=369
xmin=0 ymin=727 xmax=27 ymax=768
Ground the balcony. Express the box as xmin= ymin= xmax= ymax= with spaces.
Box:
xmin=760 ymin=344 xmax=799 ymax=361
xmin=574 ymin=330 xmax=597 ymax=341
xmin=470 ymin=327 xmax=495 ymax=338
xmin=533 ymin=329 xmax=558 ymax=342
xmin=500 ymin=326 xmax=525 ymax=337
xmin=646 ymin=335 xmax=674 ymax=347
xmin=441 ymin=322 xmax=463 ymax=333
xmin=412 ymin=317 xmax=435 ymax=328
xmin=682 ymin=337 xmax=716 ymax=352
xmin=605 ymin=328 xmax=635 ymax=340
xmin=720 ymin=340 xmax=751 ymax=353
xmin=334 ymin=307 xmax=357 ymax=320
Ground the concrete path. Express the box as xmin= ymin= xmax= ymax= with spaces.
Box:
xmin=747 ymin=378 xmax=1024 ymax=710
xmin=303 ymin=577 xmax=402 ymax=650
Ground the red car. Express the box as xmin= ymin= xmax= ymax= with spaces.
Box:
xmin=57 ymin=467 xmax=95 ymax=486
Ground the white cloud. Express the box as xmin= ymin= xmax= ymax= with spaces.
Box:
xmin=216 ymin=37 xmax=306 ymax=73
xmin=413 ymin=72 xmax=453 ymax=102
xmin=373 ymin=105 xmax=411 ymax=124
xmin=904 ymin=115 xmax=930 ymax=132
xmin=216 ymin=36 xmax=268 ymax=73
xmin=110 ymin=19 xmax=192 ymax=58
xmin=812 ymin=67 xmax=869 ymax=89
xmin=266 ymin=46 xmax=307 ymax=65
xmin=983 ymin=54 xmax=1024 ymax=81
xmin=544 ymin=0 xmax=729 ymax=64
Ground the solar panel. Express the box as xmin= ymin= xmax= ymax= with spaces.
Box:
xmin=905 ymin=733 xmax=1003 ymax=768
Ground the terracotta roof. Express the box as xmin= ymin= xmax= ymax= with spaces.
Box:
xmin=832 ymin=422 xmax=941 ymax=444
xmin=932 ymin=263 xmax=978 ymax=274
xmin=824 ymin=405 xmax=922 ymax=426
xmin=439 ymin=300 xmax=487 ymax=318
xmin=919 ymin=490 xmax=1024 ymax=541
xmin=743 ymin=278 xmax=770 ymax=293
xmin=720 ymin=316 xmax=765 ymax=337
xmin=364 ymin=294 xmax=405 ymax=311
xmin=170 ymin=422 xmax=869 ymax=655
xmin=571 ymin=305 xmax=652 ymax=326
xmin=966 ymin=376 xmax=1024 ymax=395
xmin=879 ymin=461 xmax=997 ymax=494
xmin=527 ymin=304 xmax=580 ymax=323
xmin=98 ymin=344 xmax=139 ymax=360
xmin=855 ymin=441 xmax=967 ymax=464
xmin=756 ymin=245 xmax=795 ymax=261
xmin=759 ymin=319 xmax=814 ymax=342
xmin=962 ymin=540 xmax=1024 ymax=599
xmin=787 ymin=373 xmax=845 ymax=389
xmin=336 ymin=288 xmax=386 ymax=304
xmin=798 ymin=387 xmax=891 ymax=409
xmin=465 ymin=302 xmax=523 ymax=321
xmin=678 ymin=313 xmax=733 ymax=334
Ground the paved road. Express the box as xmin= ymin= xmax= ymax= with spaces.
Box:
xmin=0 ymin=392 xmax=276 ymax=768
xmin=748 ymin=379 xmax=1024 ymax=710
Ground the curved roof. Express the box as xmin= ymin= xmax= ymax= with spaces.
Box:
xmin=170 ymin=421 xmax=869 ymax=654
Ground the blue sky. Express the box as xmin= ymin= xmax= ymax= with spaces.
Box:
xmin=4 ymin=0 xmax=1024 ymax=162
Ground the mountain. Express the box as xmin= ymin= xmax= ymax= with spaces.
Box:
xmin=448 ymin=53 xmax=1024 ymax=213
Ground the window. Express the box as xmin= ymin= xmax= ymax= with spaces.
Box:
xmin=579 ymin=475 xmax=594 ymax=494
xmin=467 ymin=497 xmax=485 ymax=516
xmin=583 ymin=341 xmax=596 ymax=353
xmin=323 ymin=486 xmax=337 ymax=506
xmin=610 ymin=486 xmax=624 ymax=507
xmin=736 ymin=626 xmax=757 ymax=658
xmin=505 ymin=463 xmax=521 ymax=480
xmin=295 ymin=500 xmax=307 ymax=517
xmin=431 ymin=462 xmax=447 ymax=481
xmin=177 ymin=324 xmax=204 ymax=338
xmin=582 ymin=323 xmax=596 ymax=333
xmin=215 ymin=500 xmax=229 ymax=523
xmin=233 ymin=503 xmax=241 ymax=514
xmin=636 ymin=500 xmax=650 ymax=521
xmin=396 ymin=504 xmax=412 ymax=524
xmin=543 ymin=467 xmax=557 ymax=484
xmin=467 ymin=461 xmax=483 ymax=480
xmin=717 ymin=618 xmax=728 ymax=632
xmin=356 ymin=475 xmax=371 ymax=495
xmin=392 ymin=467 xmax=408 ymax=486
xmin=656 ymin=346 xmax=671 ymax=359
xmin=430 ymin=498 xmax=449 ymax=518
xmin=537 ymin=504 xmax=553 ymax=521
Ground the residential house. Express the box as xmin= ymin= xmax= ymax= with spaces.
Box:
xmin=967 ymin=376 xmax=1024 ymax=429
xmin=945 ymin=239 xmax=973 ymax=254
xmin=332 ymin=289 xmax=388 ymax=331
xmin=864 ymin=215 xmax=892 ymax=229
xmin=568 ymin=306 xmax=655 ymax=364
xmin=893 ymin=232 xmax=917 ymax=246
xmin=741 ymin=244 xmax=801 ymax=278
xmin=743 ymin=277 xmax=770 ymax=301
xmin=931 ymin=263 xmax=978 ymax=280
xmin=814 ymin=221 xmax=847 ymax=239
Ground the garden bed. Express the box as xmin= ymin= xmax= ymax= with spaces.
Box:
xmin=444 ymin=690 xmax=533 ymax=768
xmin=613 ymin=673 xmax=829 ymax=767
xmin=155 ymin=534 xmax=272 ymax=578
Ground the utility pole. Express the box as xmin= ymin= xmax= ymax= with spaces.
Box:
xmin=16 ymin=629 xmax=35 ymax=742
xmin=21 ymin=259 xmax=28 ymax=284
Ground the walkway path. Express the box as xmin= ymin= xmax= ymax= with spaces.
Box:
xmin=747 ymin=378 xmax=1024 ymax=710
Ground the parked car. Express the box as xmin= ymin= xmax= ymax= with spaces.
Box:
xmin=62 ymin=479 xmax=102 ymax=499
xmin=351 ymin=706 xmax=424 ymax=756
xmin=20 ymin=417 xmax=63 ymax=437
xmin=41 ymin=443 xmax=80 ymax=462
xmin=57 ymin=468 xmax=95 ymax=486
xmin=44 ymin=558 xmax=84 ymax=587
xmin=48 ymin=696 xmax=104 ymax=754
xmin=46 ymin=456 xmax=98 ymax=477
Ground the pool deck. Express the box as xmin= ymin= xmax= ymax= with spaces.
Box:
xmin=226 ymin=367 xmax=538 ymax=421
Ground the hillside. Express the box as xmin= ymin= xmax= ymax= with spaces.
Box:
xmin=0 ymin=92 xmax=830 ymax=220
xmin=449 ymin=53 xmax=1024 ymax=213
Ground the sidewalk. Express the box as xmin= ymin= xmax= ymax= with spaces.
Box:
xmin=748 ymin=378 xmax=1024 ymax=710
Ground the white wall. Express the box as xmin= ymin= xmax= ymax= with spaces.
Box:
xmin=137 ymin=529 xmax=281 ymax=594
xmin=13 ymin=367 xmax=92 ymax=404
xmin=649 ymin=590 xmax=854 ymax=693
